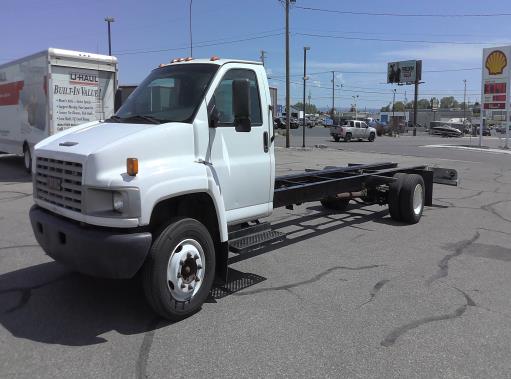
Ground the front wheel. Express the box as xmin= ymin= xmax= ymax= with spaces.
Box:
xmin=23 ymin=145 xmax=32 ymax=173
xmin=368 ymin=133 xmax=375 ymax=142
xmin=142 ymin=218 xmax=216 ymax=320
xmin=333 ymin=136 xmax=340 ymax=142
xmin=344 ymin=133 xmax=352 ymax=142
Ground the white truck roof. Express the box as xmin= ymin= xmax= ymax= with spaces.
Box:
xmin=0 ymin=48 xmax=117 ymax=69
xmin=157 ymin=58 xmax=263 ymax=68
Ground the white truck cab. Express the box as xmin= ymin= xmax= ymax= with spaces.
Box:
xmin=30 ymin=58 xmax=275 ymax=319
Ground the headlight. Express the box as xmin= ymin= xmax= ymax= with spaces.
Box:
xmin=83 ymin=187 xmax=141 ymax=218
xmin=112 ymin=191 xmax=124 ymax=212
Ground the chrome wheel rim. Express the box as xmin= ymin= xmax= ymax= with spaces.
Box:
xmin=413 ymin=184 xmax=423 ymax=215
xmin=167 ymin=239 xmax=205 ymax=302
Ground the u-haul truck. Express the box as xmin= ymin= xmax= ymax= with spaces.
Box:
xmin=0 ymin=48 xmax=117 ymax=171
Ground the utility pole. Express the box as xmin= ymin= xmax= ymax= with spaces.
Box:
xmin=331 ymin=71 xmax=335 ymax=117
xmin=260 ymin=50 xmax=267 ymax=67
xmin=392 ymin=88 xmax=396 ymax=131
xmin=463 ymin=79 xmax=467 ymax=127
xmin=104 ymin=17 xmax=115 ymax=56
xmin=189 ymin=0 xmax=193 ymax=57
xmin=285 ymin=0 xmax=291 ymax=148
xmin=352 ymin=95 xmax=359 ymax=120
xmin=302 ymin=46 xmax=310 ymax=148
xmin=413 ymin=79 xmax=419 ymax=136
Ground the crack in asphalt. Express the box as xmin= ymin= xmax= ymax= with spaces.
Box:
xmin=358 ymin=279 xmax=390 ymax=308
xmin=380 ymin=288 xmax=475 ymax=347
xmin=478 ymin=227 xmax=511 ymax=237
xmin=426 ymin=232 xmax=480 ymax=285
xmin=0 ymin=244 xmax=39 ymax=251
xmin=234 ymin=265 xmax=381 ymax=296
xmin=0 ymin=274 xmax=71 ymax=313
xmin=481 ymin=199 xmax=511 ymax=224
xmin=0 ymin=191 xmax=32 ymax=202
xmin=135 ymin=317 xmax=161 ymax=379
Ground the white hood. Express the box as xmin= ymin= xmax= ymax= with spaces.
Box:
xmin=37 ymin=122 xmax=156 ymax=156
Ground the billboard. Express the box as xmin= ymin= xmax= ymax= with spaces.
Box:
xmin=387 ymin=60 xmax=422 ymax=84
xmin=481 ymin=46 xmax=511 ymax=128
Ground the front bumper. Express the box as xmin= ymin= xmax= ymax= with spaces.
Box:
xmin=29 ymin=205 xmax=152 ymax=279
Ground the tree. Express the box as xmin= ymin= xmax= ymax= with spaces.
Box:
xmin=381 ymin=104 xmax=391 ymax=112
xmin=393 ymin=101 xmax=405 ymax=112
xmin=293 ymin=102 xmax=318 ymax=114
xmin=417 ymin=99 xmax=431 ymax=109
xmin=440 ymin=96 xmax=459 ymax=109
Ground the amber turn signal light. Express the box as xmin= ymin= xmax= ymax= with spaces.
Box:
xmin=127 ymin=158 xmax=138 ymax=176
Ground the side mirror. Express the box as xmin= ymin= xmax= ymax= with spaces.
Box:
xmin=232 ymin=79 xmax=251 ymax=132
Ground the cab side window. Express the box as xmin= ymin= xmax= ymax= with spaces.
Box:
xmin=213 ymin=69 xmax=262 ymax=126
xmin=355 ymin=122 xmax=361 ymax=128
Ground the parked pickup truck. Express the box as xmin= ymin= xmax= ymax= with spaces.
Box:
xmin=330 ymin=120 xmax=376 ymax=142
xmin=29 ymin=57 xmax=458 ymax=320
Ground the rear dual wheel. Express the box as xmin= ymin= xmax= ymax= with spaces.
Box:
xmin=387 ymin=173 xmax=425 ymax=224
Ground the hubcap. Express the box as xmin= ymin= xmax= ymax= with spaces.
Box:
xmin=413 ymin=184 xmax=423 ymax=215
xmin=166 ymin=239 xmax=205 ymax=302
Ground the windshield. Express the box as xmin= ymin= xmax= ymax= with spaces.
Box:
xmin=114 ymin=63 xmax=219 ymax=124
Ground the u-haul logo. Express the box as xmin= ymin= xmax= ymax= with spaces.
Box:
xmin=69 ymin=72 xmax=98 ymax=85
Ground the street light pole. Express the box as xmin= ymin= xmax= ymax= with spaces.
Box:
xmin=352 ymin=95 xmax=358 ymax=120
xmin=189 ymin=0 xmax=193 ymax=57
xmin=331 ymin=71 xmax=335 ymax=117
xmin=302 ymin=46 xmax=310 ymax=148
xmin=104 ymin=17 xmax=115 ymax=56
xmin=285 ymin=0 xmax=291 ymax=148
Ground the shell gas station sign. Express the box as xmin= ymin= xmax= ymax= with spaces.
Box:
xmin=481 ymin=46 xmax=510 ymax=145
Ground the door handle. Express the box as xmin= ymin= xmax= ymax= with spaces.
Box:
xmin=263 ymin=131 xmax=269 ymax=153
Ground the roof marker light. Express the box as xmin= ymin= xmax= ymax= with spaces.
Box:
xmin=210 ymin=56 xmax=220 ymax=61
xmin=185 ymin=57 xmax=193 ymax=61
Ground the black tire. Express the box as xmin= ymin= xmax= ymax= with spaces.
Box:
xmin=142 ymin=218 xmax=216 ymax=320
xmin=344 ymin=133 xmax=352 ymax=142
xmin=23 ymin=144 xmax=32 ymax=173
xmin=368 ymin=133 xmax=375 ymax=142
xmin=320 ymin=197 xmax=350 ymax=211
xmin=399 ymin=174 xmax=425 ymax=224
xmin=333 ymin=136 xmax=340 ymax=142
xmin=387 ymin=173 xmax=407 ymax=221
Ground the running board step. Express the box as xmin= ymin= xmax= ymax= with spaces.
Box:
xmin=229 ymin=227 xmax=285 ymax=253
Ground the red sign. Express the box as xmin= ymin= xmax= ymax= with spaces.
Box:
xmin=493 ymin=95 xmax=506 ymax=101
xmin=0 ymin=81 xmax=24 ymax=106
xmin=484 ymin=103 xmax=506 ymax=110
xmin=484 ymin=82 xmax=506 ymax=94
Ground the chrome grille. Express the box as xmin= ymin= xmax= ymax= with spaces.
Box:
xmin=35 ymin=157 xmax=83 ymax=212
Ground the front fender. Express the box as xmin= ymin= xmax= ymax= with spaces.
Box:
xmin=141 ymin=162 xmax=228 ymax=242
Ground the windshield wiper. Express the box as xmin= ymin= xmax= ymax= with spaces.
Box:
xmin=123 ymin=115 xmax=164 ymax=124
xmin=105 ymin=115 xmax=122 ymax=123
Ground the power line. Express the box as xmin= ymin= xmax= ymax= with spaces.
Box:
xmin=294 ymin=5 xmax=511 ymax=18
xmin=295 ymin=32 xmax=508 ymax=45
xmin=114 ymin=31 xmax=284 ymax=55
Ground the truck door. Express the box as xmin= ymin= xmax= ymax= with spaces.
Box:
xmin=360 ymin=122 xmax=369 ymax=138
xmin=354 ymin=121 xmax=362 ymax=138
xmin=207 ymin=68 xmax=272 ymax=218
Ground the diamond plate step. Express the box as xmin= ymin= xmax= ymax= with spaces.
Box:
xmin=229 ymin=229 xmax=285 ymax=253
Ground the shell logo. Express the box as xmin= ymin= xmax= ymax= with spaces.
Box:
xmin=485 ymin=50 xmax=508 ymax=75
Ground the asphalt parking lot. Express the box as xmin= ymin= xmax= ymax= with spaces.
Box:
xmin=1 ymin=133 xmax=511 ymax=378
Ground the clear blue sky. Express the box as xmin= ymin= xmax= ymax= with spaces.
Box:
xmin=3 ymin=0 xmax=511 ymax=110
